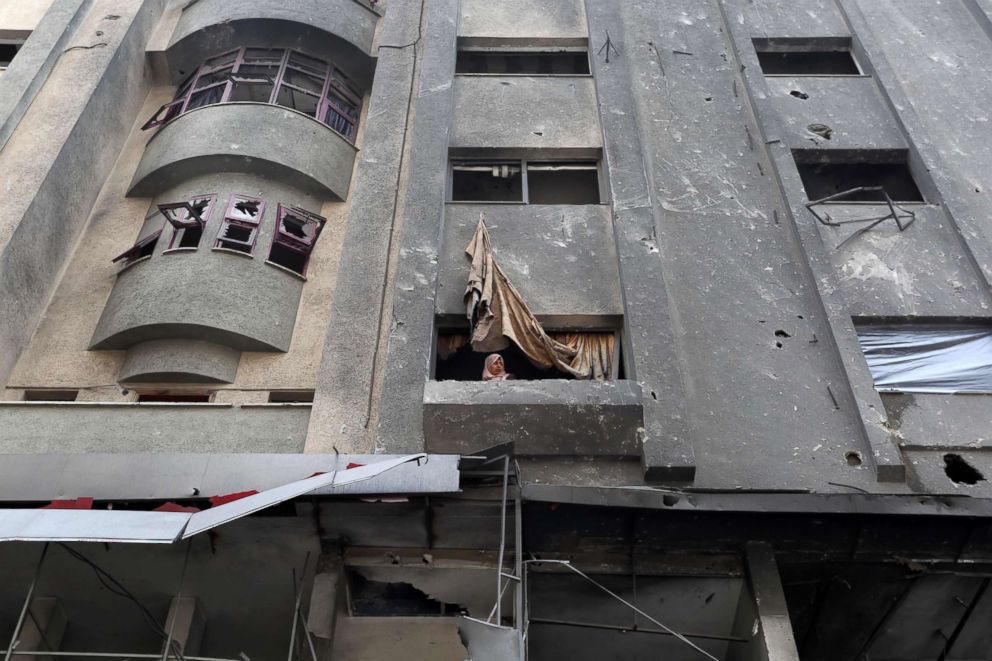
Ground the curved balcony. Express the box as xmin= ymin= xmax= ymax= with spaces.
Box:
xmin=168 ymin=0 xmax=378 ymax=75
xmin=119 ymin=339 xmax=242 ymax=384
xmin=128 ymin=103 xmax=357 ymax=199
xmin=90 ymin=248 xmax=304 ymax=353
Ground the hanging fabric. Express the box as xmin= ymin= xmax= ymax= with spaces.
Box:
xmin=464 ymin=217 xmax=612 ymax=380
xmin=857 ymin=326 xmax=992 ymax=393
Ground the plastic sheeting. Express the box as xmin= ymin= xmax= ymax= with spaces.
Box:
xmin=857 ymin=326 xmax=992 ymax=393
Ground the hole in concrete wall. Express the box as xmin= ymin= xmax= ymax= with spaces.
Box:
xmin=794 ymin=155 xmax=925 ymax=203
xmin=137 ymin=393 xmax=212 ymax=402
xmin=662 ymin=494 xmax=679 ymax=507
xmin=775 ymin=330 xmax=792 ymax=338
xmin=527 ymin=163 xmax=601 ymax=204
xmin=456 ymin=50 xmax=590 ymax=75
xmin=944 ymin=454 xmax=986 ymax=485
xmin=790 ymin=90 xmax=810 ymax=100
xmin=268 ymin=390 xmax=314 ymax=403
xmin=452 ymin=162 xmax=523 ymax=202
xmin=23 ymin=389 xmax=79 ymax=402
xmin=846 ymin=451 xmax=863 ymax=467
xmin=348 ymin=571 xmax=463 ymax=616
xmin=753 ymin=38 xmax=860 ymax=75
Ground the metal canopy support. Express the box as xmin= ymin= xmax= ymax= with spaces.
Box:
xmin=5 ymin=544 xmax=49 ymax=661
xmin=742 ymin=543 xmax=800 ymax=661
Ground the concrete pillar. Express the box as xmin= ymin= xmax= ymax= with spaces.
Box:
xmin=306 ymin=556 xmax=345 ymax=661
xmin=162 ymin=596 xmax=205 ymax=658
xmin=729 ymin=542 xmax=799 ymax=661
xmin=13 ymin=597 xmax=67 ymax=661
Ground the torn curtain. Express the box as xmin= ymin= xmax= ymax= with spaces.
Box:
xmin=464 ymin=218 xmax=613 ymax=380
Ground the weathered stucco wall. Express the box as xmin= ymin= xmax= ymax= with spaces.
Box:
xmin=458 ymin=0 xmax=587 ymax=41
xmin=0 ymin=0 xmax=56 ymax=36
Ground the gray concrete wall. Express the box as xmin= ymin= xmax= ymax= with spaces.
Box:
xmin=436 ymin=204 xmax=622 ymax=322
xmin=129 ymin=103 xmax=357 ymax=199
xmin=120 ymin=339 xmax=242 ymax=383
xmin=0 ymin=402 xmax=310 ymax=452
xmin=424 ymin=379 xmax=642 ymax=456
xmin=458 ymin=0 xmax=587 ymax=41
xmin=0 ymin=0 xmax=165 ymax=390
xmin=741 ymin=0 xmax=849 ymax=39
xmin=451 ymin=75 xmax=601 ymax=151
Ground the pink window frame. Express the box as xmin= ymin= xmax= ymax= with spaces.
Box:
xmin=112 ymin=228 xmax=163 ymax=264
xmin=215 ymin=194 xmax=266 ymax=254
xmin=166 ymin=194 xmax=216 ymax=249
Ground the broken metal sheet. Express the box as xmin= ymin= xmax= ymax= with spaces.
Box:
xmin=858 ymin=326 xmax=992 ymax=393
xmin=181 ymin=454 xmax=428 ymax=538
xmin=0 ymin=509 xmax=190 ymax=543
xmin=456 ymin=616 xmax=523 ymax=661
xmin=0 ymin=453 xmax=459 ymax=501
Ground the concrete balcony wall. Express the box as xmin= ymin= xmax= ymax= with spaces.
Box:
xmin=424 ymin=379 xmax=643 ymax=456
xmin=458 ymin=0 xmax=587 ymax=42
xmin=129 ymin=103 xmax=357 ymax=199
xmin=451 ymin=76 xmax=601 ymax=153
xmin=437 ymin=204 xmax=622 ymax=326
xmin=0 ymin=402 xmax=311 ymax=453
xmin=739 ymin=0 xmax=850 ymax=39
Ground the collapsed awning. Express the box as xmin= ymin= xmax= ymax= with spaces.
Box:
xmin=0 ymin=453 xmax=428 ymax=544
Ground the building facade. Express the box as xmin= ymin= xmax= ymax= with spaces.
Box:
xmin=1 ymin=0 xmax=992 ymax=658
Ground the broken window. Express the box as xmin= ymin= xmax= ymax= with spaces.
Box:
xmin=267 ymin=390 xmax=315 ymax=403
xmin=142 ymin=47 xmax=363 ymax=142
xmin=215 ymin=195 xmax=265 ymax=254
xmin=450 ymin=160 xmax=600 ymax=204
xmin=112 ymin=229 xmax=162 ymax=266
xmin=267 ymin=204 xmax=326 ymax=275
xmin=137 ymin=393 xmax=212 ymax=402
xmin=23 ymin=389 xmax=79 ymax=401
xmin=857 ymin=325 xmax=992 ymax=393
xmin=794 ymin=153 xmax=925 ymax=203
xmin=456 ymin=49 xmax=590 ymax=75
xmin=164 ymin=195 xmax=215 ymax=250
xmin=0 ymin=42 xmax=23 ymax=70
xmin=753 ymin=38 xmax=861 ymax=76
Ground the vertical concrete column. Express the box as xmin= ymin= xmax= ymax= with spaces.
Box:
xmin=735 ymin=542 xmax=800 ymax=661
xmin=162 ymin=596 xmax=205 ymax=657
xmin=12 ymin=597 xmax=67 ymax=661
xmin=584 ymin=0 xmax=695 ymax=481
xmin=306 ymin=0 xmax=424 ymax=453
xmin=374 ymin=0 xmax=459 ymax=452
xmin=306 ymin=555 xmax=345 ymax=661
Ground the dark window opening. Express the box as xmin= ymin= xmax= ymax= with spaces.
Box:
xmin=23 ymin=389 xmax=79 ymax=402
xmin=456 ymin=50 xmax=590 ymax=75
xmin=0 ymin=43 xmax=22 ymax=69
xmin=795 ymin=158 xmax=924 ymax=203
xmin=451 ymin=160 xmax=601 ymax=204
xmin=137 ymin=393 xmax=212 ymax=403
xmin=527 ymin=162 xmax=600 ymax=204
xmin=348 ymin=572 xmax=462 ymax=617
xmin=216 ymin=195 xmax=264 ymax=254
xmin=944 ymin=453 xmax=986 ymax=485
xmin=452 ymin=162 xmax=523 ymax=202
xmin=435 ymin=333 xmax=576 ymax=381
xmin=112 ymin=230 xmax=162 ymax=266
xmin=268 ymin=390 xmax=315 ymax=403
xmin=141 ymin=47 xmax=363 ymax=142
xmin=753 ymin=38 xmax=860 ymax=75
xmin=267 ymin=204 xmax=326 ymax=275
xmin=175 ymin=225 xmax=203 ymax=249
xmin=216 ymin=222 xmax=256 ymax=253
xmin=166 ymin=195 xmax=215 ymax=250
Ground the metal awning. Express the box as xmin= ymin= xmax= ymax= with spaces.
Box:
xmin=0 ymin=453 xmax=429 ymax=544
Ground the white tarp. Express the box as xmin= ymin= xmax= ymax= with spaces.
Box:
xmin=858 ymin=326 xmax=992 ymax=393
xmin=0 ymin=454 xmax=429 ymax=544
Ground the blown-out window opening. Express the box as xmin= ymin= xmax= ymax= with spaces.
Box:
xmin=142 ymin=47 xmax=363 ymax=142
xmin=267 ymin=204 xmax=327 ymax=276
xmin=450 ymin=159 xmax=601 ymax=204
xmin=216 ymin=195 xmax=265 ymax=254
xmin=162 ymin=194 xmax=216 ymax=250
xmin=112 ymin=229 xmax=162 ymax=266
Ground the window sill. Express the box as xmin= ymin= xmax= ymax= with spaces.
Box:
xmin=163 ymin=247 xmax=199 ymax=254
xmin=115 ymin=255 xmax=151 ymax=274
xmin=455 ymin=73 xmax=594 ymax=78
xmin=765 ymin=73 xmax=871 ymax=79
xmin=264 ymin=260 xmax=308 ymax=281
xmin=213 ymin=246 xmax=255 ymax=259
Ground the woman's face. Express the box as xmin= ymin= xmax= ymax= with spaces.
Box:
xmin=490 ymin=356 xmax=505 ymax=374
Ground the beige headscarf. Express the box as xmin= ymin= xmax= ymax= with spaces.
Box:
xmin=482 ymin=354 xmax=512 ymax=381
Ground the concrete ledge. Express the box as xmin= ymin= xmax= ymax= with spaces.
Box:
xmin=120 ymin=339 xmax=241 ymax=384
xmin=424 ymin=379 xmax=643 ymax=456
xmin=0 ymin=402 xmax=310 ymax=453
xmin=129 ymin=103 xmax=357 ymax=199
xmin=883 ymin=393 xmax=992 ymax=450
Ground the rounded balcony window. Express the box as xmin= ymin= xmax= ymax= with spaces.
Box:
xmin=142 ymin=47 xmax=363 ymax=143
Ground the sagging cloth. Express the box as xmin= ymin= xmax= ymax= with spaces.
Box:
xmin=463 ymin=217 xmax=614 ymax=380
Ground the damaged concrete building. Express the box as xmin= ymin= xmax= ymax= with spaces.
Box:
xmin=3 ymin=0 xmax=992 ymax=658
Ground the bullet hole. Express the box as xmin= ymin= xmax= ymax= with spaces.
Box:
xmin=775 ymin=341 xmax=783 ymax=349
xmin=944 ymin=453 xmax=986 ymax=485
xmin=846 ymin=451 xmax=862 ymax=467
xmin=976 ymin=187 xmax=982 ymax=193
xmin=662 ymin=494 xmax=680 ymax=507
xmin=650 ymin=390 xmax=658 ymax=401
xmin=775 ymin=330 xmax=791 ymax=338
xmin=790 ymin=90 xmax=809 ymax=100
xmin=807 ymin=123 xmax=833 ymax=140
xmin=704 ymin=96 xmax=713 ymax=102
xmin=705 ymin=592 xmax=715 ymax=604
xmin=758 ymin=320 xmax=766 ymax=324
xmin=797 ymin=315 xmax=805 ymax=320
xmin=104 ymin=14 xmax=120 ymax=19
xmin=533 ymin=131 xmax=543 ymax=136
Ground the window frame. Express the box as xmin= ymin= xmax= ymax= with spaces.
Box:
xmin=454 ymin=47 xmax=592 ymax=77
xmin=112 ymin=228 xmax=163 ymax=266
xmin=751 ymin=37 xmax=866 ymax=78
xmin=448 ymin=159 xmax=603 ymax=204
xmin=214 ymin=194 xmax=266 ymax=254
xmin=266 ymin=204 xmax=327 ymax=276
xmin=141 ymin=46 xmax=364 ymax=142
xmin=166 ymin=194 xmax=216 ymax=250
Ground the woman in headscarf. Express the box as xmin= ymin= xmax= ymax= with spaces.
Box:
xmin=482 ymin=354 xmax=513 ymax=381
